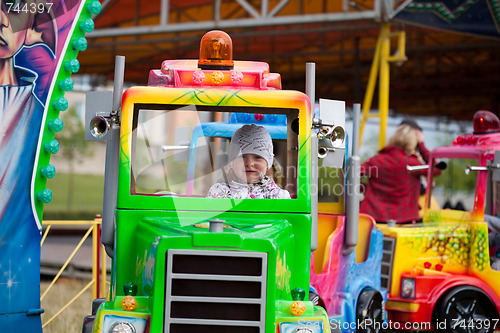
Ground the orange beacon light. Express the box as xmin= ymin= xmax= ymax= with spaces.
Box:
xmin=198 ymin=30 xmax=234 ymax=70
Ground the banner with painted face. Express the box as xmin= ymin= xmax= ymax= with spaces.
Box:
xmin=0 ymin=0 xmax=96 ymax=330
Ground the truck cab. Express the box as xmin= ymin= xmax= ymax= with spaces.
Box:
xmin=380 ymin=110 xmax=500 ymax=332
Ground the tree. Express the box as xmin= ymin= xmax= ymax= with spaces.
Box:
xmin=56 ymin=107 xmax=93 ymax=210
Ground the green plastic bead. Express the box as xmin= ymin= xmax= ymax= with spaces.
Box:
xmin=64 ymin=59 xmax=80 ymax=73
xmin=58 ymin=78 xmax=74 ymax=91
xmin=44 ymin=140 xmax=60 ymax=154
xmin=72 ymin=37 xmax=88 ymax=51
xmin=123 ymin=283 xmax=138 ymax=296
xmin=40 ymin=164 xmax=56 ymax=179
xmin=53 ymin=97 xmax=68 ymax=111
xmin=48 ymin=118 xmax=64 ymax=132
xmin=87 ymin=1 xmax=101 ymax=14
xmin=79 ymin=19 xmax=95 ymax=33
xmin=36 ymin=189 xmax=53 ymax=203
xmin=291 ymin=287 xmax=305 ymax=301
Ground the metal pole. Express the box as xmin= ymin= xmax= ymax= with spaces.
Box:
xmin=306 ymin=62 xmax=318 ymax=252
xmin=96 ymin=221 xmax=101 ymax=298
xmin=160 ymin=0 xmax=169 ymax=25
xmin=378 ymin=22 xmax=391 ymax=149
xmin=344 ymin=103 xmax=361 ymax=255
xmin=112 ymin=56 xmax=125 ymax=117
xmin=359 ymin=29 xmax=382 ymax=149
xmin=92 ymin=221 xmax=98 ymax=299
xmin=102 ymin=56 xmax=125 ymax=258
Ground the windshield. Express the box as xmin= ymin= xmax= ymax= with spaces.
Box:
xmin=492 ymin=181 xmax=500 ymax=216
xmin=131 ymin=105 xmax=299 ymax=198
xmin=428 ymin=158 xmax=479 ymax=211
xmin=318 ymin=158 xmax=344 ymax=204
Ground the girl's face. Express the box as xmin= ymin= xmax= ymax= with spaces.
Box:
xmin=233 ymin=153 xmax=268 ymax=184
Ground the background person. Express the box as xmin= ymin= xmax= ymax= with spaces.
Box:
xmin=360 ymin=124 xmax=436 ymax=224
xmin=400 ymin=119 xmax=441 ymax=215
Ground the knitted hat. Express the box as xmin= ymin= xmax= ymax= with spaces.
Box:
xmin=229 ymin=124 xmax=274 ymax=169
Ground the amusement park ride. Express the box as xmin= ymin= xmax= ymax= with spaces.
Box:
xmin=79 ymin=30 xmax=500 ymax=333
xmin=80 ymin=30 xmax=383 ymax=333
xmin=1 ymin=1 xmax=500 ymax=333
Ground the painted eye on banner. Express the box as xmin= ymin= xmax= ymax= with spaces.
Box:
xmin=3 ymin=0 xmax=22 ymax=9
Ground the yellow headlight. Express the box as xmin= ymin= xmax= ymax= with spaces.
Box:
xmin=121 ymin=295 xmax=137 ymax=311
xmin=290 ymin=300 xmax=306 ymax=316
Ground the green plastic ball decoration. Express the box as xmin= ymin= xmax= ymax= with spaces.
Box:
xmin=72 ymin=37 xmax=88 ymax=51
xmin=40 ymin=165 xmax=56 ymax=179
xmin=291 ymin=287 xmax=305 ymax=301
xmin=86 ymin=1 xmax=102 ymax=14
xmin=36 ymin=189 xmax=53 ymax=203
xmin=53 ymin=97 xmax=69 ymax=111
xmin=64 ymin=59 xmax=80 ymax=73
xmin=123 ymin=283 xmax=138 ymax=296
xmin=58 ymin=78 xmax=74 ymax=91
xmin=44 ymin=140 xmax=60 ymax=154
xmin=48 ymin=118 xmax=64 ymax=132
xmin=79 ymin=19 xmax=95 ymax=33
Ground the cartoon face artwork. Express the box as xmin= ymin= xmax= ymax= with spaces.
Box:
xmin=1 ymin=1 xmax=30 ymax=56
xmin=0 ymin=0 xmax=56 ymax=84
xmin=0 ymin=1 xmax=77 ymax=332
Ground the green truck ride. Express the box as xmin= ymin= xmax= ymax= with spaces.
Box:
xmin=81 ymin=30 xmax=358 ymax=333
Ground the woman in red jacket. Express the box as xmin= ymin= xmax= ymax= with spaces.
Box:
xmin=360 ymin=123 xmax=434 ymax=224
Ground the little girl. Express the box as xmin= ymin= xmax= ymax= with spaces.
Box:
xmin=207 ymin=124 xmax=291 ymax=199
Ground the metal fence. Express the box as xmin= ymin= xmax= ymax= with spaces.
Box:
xmin=40 ymin=218 xmax=108 ymax=328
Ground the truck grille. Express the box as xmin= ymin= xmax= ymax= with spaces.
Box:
xmin=381 ymin=237 xmax=396 ymax=291
xmin=164 ymin=249 xmax=267 ymax=333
